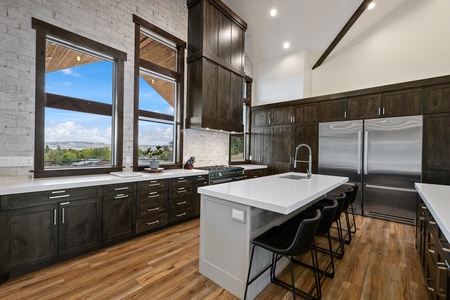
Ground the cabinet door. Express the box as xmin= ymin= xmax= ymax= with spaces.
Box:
xmin=382 ymin=88 xmax=422 ymax=117
xmin=271 ymin=125 xmax=293 ymax=174
xmin=252 ymin=109 xmax=272 ymax=127
xmin=423 ymin=114 xmax=450 ymax=185
xmin=348 ymin=94 xmax=382 ymax=119
xmin=58 ymin=198 xmax=102 ymax=258
xmin=103 ymin=194 xmax=134 ymax=244
xmin=272 ymin=107 xmax=293 ymax=126
xmin=423 ymin=83 xmax=450 ymax=114
xmin=251 ymin=127 xmax=272 ymax=164
xmin=7 ymin=204 xmax=57 ymax=271
xmin=293 ymin=103 xmax=318 ymax=123
xmin=292 ymin=124 xmax=318 ymax=174
xmin=319 ymin=99 xmax=348 ymax=122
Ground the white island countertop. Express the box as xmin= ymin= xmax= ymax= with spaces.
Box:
xmin=415 ymin=183 xmax=450 ymax=242
xmin=199 ymin=172 xmax=348 ymax=215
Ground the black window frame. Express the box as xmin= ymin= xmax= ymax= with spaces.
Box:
xmin=32 ymin=18 xmax=126 ymax=178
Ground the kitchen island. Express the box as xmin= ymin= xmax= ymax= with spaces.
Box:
xmin=198 ymin=172 xmax=348 ymax=299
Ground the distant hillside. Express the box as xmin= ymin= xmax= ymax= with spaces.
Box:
xmin=46 ymin=141 xmax=109 ymax=150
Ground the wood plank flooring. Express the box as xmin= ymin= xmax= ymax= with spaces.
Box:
xmin=0 ymin=216 xmax=428 ymax=300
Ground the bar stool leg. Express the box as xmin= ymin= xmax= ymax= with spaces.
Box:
xmin=244 ymin=244 xmax=257 ymax=300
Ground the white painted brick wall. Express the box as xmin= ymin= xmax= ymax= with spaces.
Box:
xmin=0 ymin=0 xmax=229 ymax=179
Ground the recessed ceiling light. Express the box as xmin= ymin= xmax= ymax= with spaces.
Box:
xmin=283 ymin=42 xmax=290 ymax=49
xmin=270 ymin=9 xmax=277 ymax=17
xmin=368 ymin=2 xmax=376 ymax=10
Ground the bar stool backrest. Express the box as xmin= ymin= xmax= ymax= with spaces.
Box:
xmin=282 ymin=209 xmax=321 ymax=257
xmin=316 ymin=199 xmax=338 ymax=236
xmin=343 ymin=188 xmax=354 ymax=210
xmin=333 ymin=193 xmax=347 ymax=222
xmin=350 ymin=183 xmax=359 ymax=204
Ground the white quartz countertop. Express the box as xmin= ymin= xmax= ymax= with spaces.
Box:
xmin=0 ymin=169 xmax=209 ymax=195
xmin=233 ymin=164 xmax=268 ymax=170
xmin=415 ymin=183 xmax=450 ymax=242
xmin=199 ymin=172 xmax=348 ymax=214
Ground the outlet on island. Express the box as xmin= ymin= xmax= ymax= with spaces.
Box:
xmin=231 ymin=208 xmax=245 ymax=223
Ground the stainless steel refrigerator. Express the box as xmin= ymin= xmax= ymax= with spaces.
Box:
xmin=318 ymin=115 xmax=422 ymax=225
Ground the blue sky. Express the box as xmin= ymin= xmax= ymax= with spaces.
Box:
xmin=45 ymin=61 xmax=174 ymax=148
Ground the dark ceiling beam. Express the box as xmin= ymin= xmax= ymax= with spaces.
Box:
xmin=312 ymin=0 xmax=373 ymax=70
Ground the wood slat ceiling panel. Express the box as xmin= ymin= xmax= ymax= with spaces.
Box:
xmin=45 ymin=41 xmax=102 ymax=73
xmin=140 ymin=72 xmax=175 ymax=108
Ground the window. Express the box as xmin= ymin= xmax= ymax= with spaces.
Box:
xmin=133 ymin=15 xmax=186 ymax=169
xmin=230 ymin=76 xmax=252 ymax=162
xmin=32 ymin=18 xmax=126 ymax=177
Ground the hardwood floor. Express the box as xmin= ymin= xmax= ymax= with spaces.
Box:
xmin=0 ymin=216 xmax=428 ymax=300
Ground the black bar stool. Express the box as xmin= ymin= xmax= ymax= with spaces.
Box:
xmin=347 ymin=183 xmax=359 ymax=234
xmin=244 ymin=209 xmax=322 ymax=300
xmin=281 ymin=198 xmax=338 ymax=279
xmin=342 ymin=188 xmax=354 ymax=244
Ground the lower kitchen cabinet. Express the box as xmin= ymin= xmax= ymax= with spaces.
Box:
xmin=58 ymin=198 xmax=102 ymax=258
xmin=417 ymin=197 xmax=450 ymax=299
xmin=192 ymin=175 xmax=208 ymax=216
xmin=136 ymin=179 xmax=169 ymax=233
xmin=103 ymin=183 xmax=136 ymax=244
xmin=244 ymin=168 xmax=267 ymax=179
xmin=169 ymin=177 xmax=194 ymax=223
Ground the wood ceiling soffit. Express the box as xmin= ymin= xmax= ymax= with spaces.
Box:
xmin=140 ymin=72 xmax=175 ymax=108
xmin=313 ymin=0 xmax=373 ymax=70
xmin=45 ymin=42 xmax=102 ymax=73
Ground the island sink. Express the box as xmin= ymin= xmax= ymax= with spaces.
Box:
xmin=279 ymin=174 xmax=307 ymax=180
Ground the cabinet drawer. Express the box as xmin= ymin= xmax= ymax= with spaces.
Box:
xmin=169 ymin=207 xmax=192 ymax=223
xmin=169 ymin=197 xmax=192 ymax=209
xmin=138 ymin=179 xmax=168 ymax=192
xmin=137 ymin=200 xmax=167 ymax=218
xmin=192 ymin=175 xmax=208 ymax=183
xmin=138 ymin=189 xmax=168 ymax=203
xmin=136 ymin=213 xmax=167 ymax=234
xmin=169 ymin=177 xmax=193 ymax=188
xmin=1 ymin=187 xmax=102 ymax=211
xmin=169 ymin=185 xmax=193 ymax=198
xmin=103 ymin=183 xmax=135 ymax=196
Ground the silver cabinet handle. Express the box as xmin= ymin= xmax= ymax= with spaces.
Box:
xmin=147 ymin=194 xmax=160 ymax=199
xmin=148 ymin=183 xmax=160 ymax=187
xmin=429 ymin=221 xmax=436 ymax=225
xmin=357 ymin=131 xmax=362 ymax=175
xmin=147 ymin=207 xmax=160 ymax=212
xmin=382 ymin=107 xmax=385 ymax=115
xmin=49 ymin=194 xmax=69 ymax=199
xmin=114 ymin=187 xmax=129 ymax=191
xmin=364 ymin=131 xmax=368 ymax=175
xmin=177 ymin=190 xmax=187 ymax=194
xmin=62 ymin=207 xmax=65 ymax=224
xmin=176 ymin=212 xmax=186 ymax=217
xmin=114 ymin=194 xmax=129 ymax=199
xmin=177 ymin=180 xmax=187 ymax=183
xmin=51 ymin=190 xmax=66 ymax=194
xmin=176 ymin=201 xmax=187 ymax=205
xmin=378 ymin=107 xmax=381 ymax=116
xmin=344 ymin=111 xmax=347 ymax=119
xmin=53 ymin=209 xmax=57 ymax=226
xmin=147 ymin=220 xmax=160 ymax=226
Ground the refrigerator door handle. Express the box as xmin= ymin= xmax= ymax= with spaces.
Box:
xmin=364 ymin=131 xmax=368 ymax=175
xmin=357 ymin=131 xmax=362 ymax=174
xmin=365 ymin=184 xmax=417 ymax=193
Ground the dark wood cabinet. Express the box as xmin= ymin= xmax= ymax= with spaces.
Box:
xmin=251 ymin=127 xmax=272 ymax=165
xmin=347 ymin=94 xmax=383 ymax=119
xmin=272 ymin=107 xmax=292 ymax=126
xmin=422 ymin=114 xmax=450 ymax=185
xmin=168 ymin=176 xmax=194 ymax=223
xmin=271 ymin=125 xmax=292 ymax=174
xmin=58 ymin=198 xmax=102 ymax=259
xmin=186 ymin=0 xmax=246 ymax=132
xmin=252 ymin=109 xmax=272 ymax=127
xmin=103 ymin=183 xmax=135 ymax=244
xmin=319 ymin=99 xmax=348 ymax=122
xmin=6 ymin=204 xmax=57 ymax=273
xmin=293 ymin=124 xmax=318 ymax=174
xmin=193 ymin=175 xmax=208 ymax=216
xmin=424 ymin=83 xmax=450 ymax=114
xmin=418 ymin=198 xmax=450 ymax=300
xmin=382 ymin=88 xmax=423 ymax=117
xmin=243 ymin=168 xmax=268 ymax=179
xmin=293 ymin=104 xmax=318 ymax=123
xmin=136 ymin=179 xmax=168 ymax=234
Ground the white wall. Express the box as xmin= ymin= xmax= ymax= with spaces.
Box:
xmin=311 ymin=0 xmax=450 ymax=96
xmin=0 ymin=0 xmax=230 ymax=179
xmin=253 ymin=50 xmax=310 ymax=106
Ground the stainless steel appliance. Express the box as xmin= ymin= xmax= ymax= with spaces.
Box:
xmin=195 ymin=165 xmax=245 ymax=185
xmin=318 ymin=115 xmax=422 ymax=225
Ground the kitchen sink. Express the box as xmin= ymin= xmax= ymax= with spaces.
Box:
xmin=279 ymin=174 xmax=307 ymax=180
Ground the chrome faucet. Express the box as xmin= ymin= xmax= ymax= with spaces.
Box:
xmin=293 ymin=144 xmax=312 ymax=179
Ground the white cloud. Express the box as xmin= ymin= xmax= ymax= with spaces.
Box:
xmin=45 ymin=121 xmax=111 ymax=144
xmin=60 ymin=68 xmax=81 ymax=77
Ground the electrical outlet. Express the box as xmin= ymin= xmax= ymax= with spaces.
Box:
xmin=232 ymin=208 xmax=245 ymax=223
xmin=126 ymin=156 xmax=131 ymax=164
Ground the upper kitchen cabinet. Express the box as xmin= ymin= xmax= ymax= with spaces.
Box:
xmin=347 ymin=94 xmax=383 ymax=120
xmin=252 ymin=108 xmax=272 ymax=127
xmin=272 ymin=104 xmax=318 ymax=125
xmin=382 ymin=88 xmax=423 ymax=117
xmin=186 ymin=0 xmax=247 ymax=132
xmin=319 ymin=99 xmax=348 ymax=122
xmin=423 ymin=83 xmax=450 ymax=114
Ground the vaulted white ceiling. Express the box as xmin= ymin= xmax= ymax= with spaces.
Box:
xmin=222 ymin=0 xmax=408 ymax=66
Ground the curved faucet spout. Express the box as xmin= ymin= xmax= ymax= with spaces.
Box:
xmin=293 ymin=143 xmax=312 ymax=179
